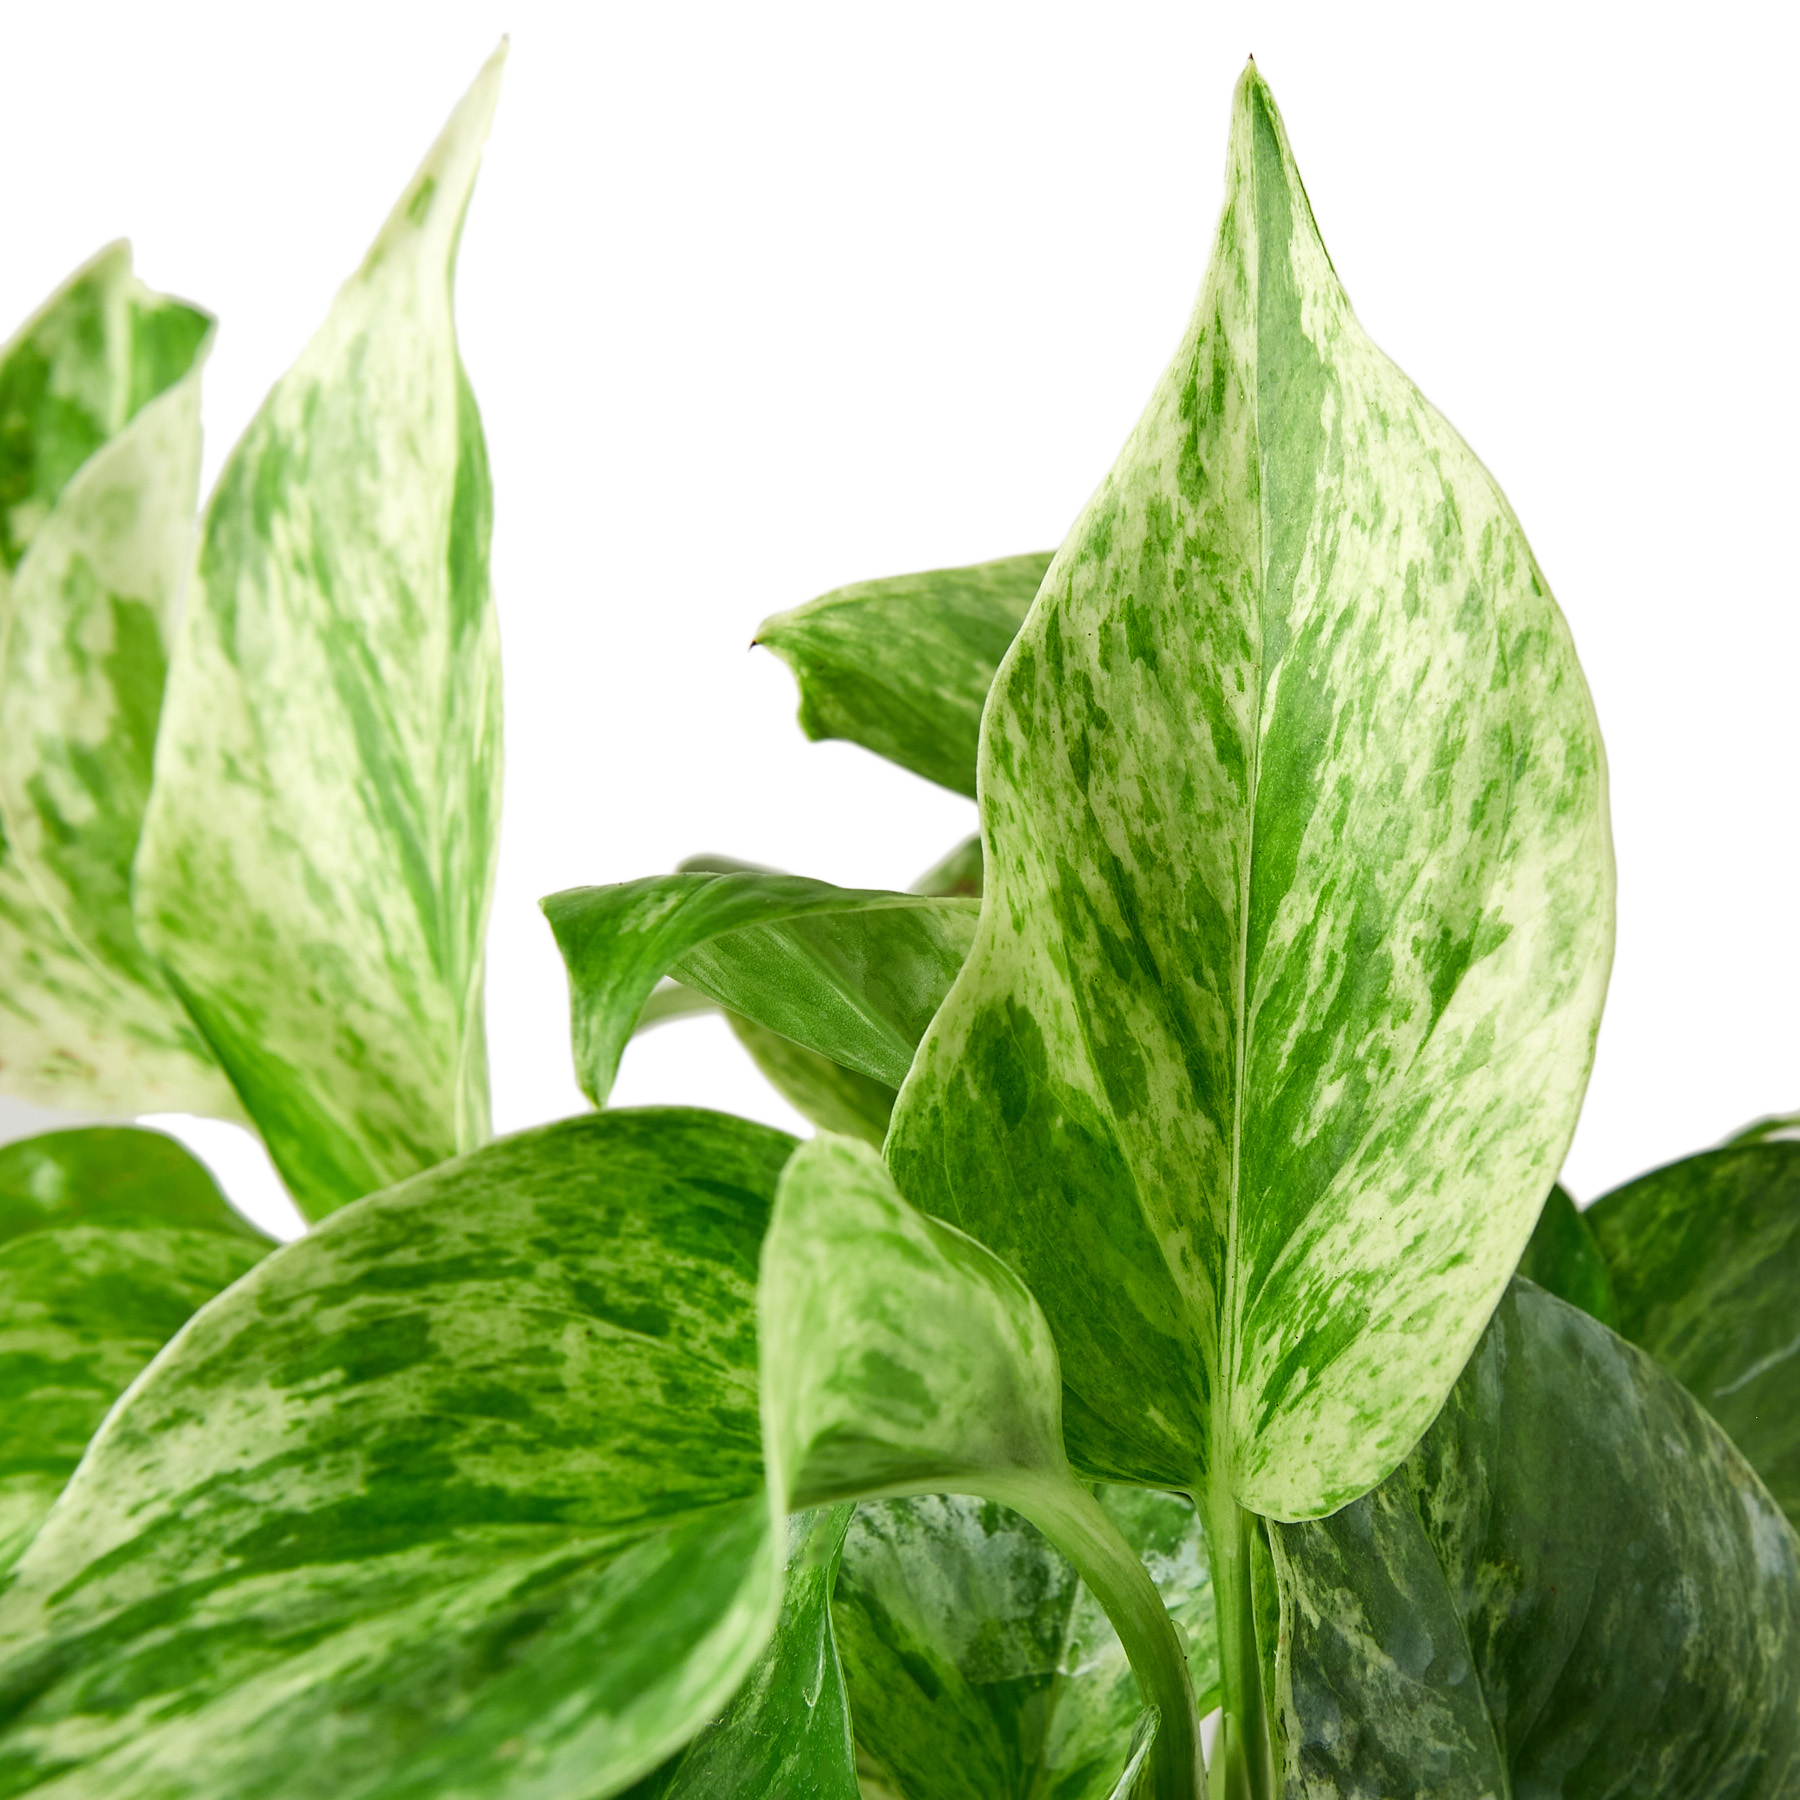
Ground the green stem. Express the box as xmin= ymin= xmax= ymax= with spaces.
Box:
xmin=985 ymin=1473 xmax=1205 ymax=1800
xmin=1203 ymin=1491 xmax=1274 ymax=1800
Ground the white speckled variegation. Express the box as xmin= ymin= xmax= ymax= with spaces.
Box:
xmin=132 ymin=49 xmax=506 ymax=1217
xmin=887 ymin=64 xmax=1614 ymax=1526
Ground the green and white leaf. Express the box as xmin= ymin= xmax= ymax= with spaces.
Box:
xmin=1513 ymin=1183 xmax=1617 ymax=1328
xmin=1265 ymin=1279 xmax=1800 ymax=1798
xmin=0 ymin=1108 xmax=798 ymax=1800
xmin=887 ymin=65 xmax=1613 ymax=1524
xmin=543 ymin=869 xmax=975 ymax=1106
xmin=1587 ymin=1141 xmax=1800 ymax=1523
xmin=0 ymin=1123 xmax=262 ymax=1244
xmin=0 ymin=1223 xmax=264 ymax=1574
xmin=0 ymin=243 xmax=210 ymax=573
xmin=625 ymin=1507 xmax=858 ymax=1800
xmin=132 ymin=50 xmax=507 ymax=1218
xmin=835 ymin=1487 xmax=1217 ymax=1800
xmin=1723 ymin=1110 xmax=1800 ymax=1146
xmin=756 ymin=553 xmax=1052 ymax=796
xmin=761 ymin=1135 xmax=1204 ymax=1800
xmin=0 ymin=244 xmax=236 ymax=1117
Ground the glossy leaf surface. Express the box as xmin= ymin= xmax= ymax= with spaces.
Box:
xmin=756 ymin=553 xmax=1051 ymax=796
xmin=1588 ymin=1142 xmax=1800 ymax=1521
xmin=836 ymin=1487 xmax=1218 ymax=1800
xmin=761 ymin=1135 xmax=1204 ymax=1800
xmin=544 ymin=870 xmax=975 ymax=1106
xmin=1266 ymin=1280 xmax=1800 ymax=1798
xmin=887 ymin=65 xmax=1613 ymax=1520
xmin=626 ymin=1507 xmax=858 ymax=1800
xmin=0 ymin=1124 xmax=261 ymax=1244
xmin=0 ymin=245 xmax=235 ymax=1117
xmin=133 ymin=51 xmax=506 ymax=1217
xmin=0 ymin=1108 xmax=798 ymax=1800
xmin=1515 ymin=1183 xmax=1617 ymax=1328
xmin=0 ymin=1219 xmax=263 ymax=1572
xmin=724 ymin=1012 xmax=897 ymax=1147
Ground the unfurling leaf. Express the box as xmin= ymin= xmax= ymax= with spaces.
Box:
xmin=1586 ymin=1141 xmax=1800 ymax=1522
xmin=756 ymin=553 xmax=1052 ymax=796
xmin=625 ymin=1506 xmax=858 ymax=1800
xmin=760 ymin=1135 xmax=1204 ymax=1800
xmin=835 ymin=1487 xmax=1217 ymax=1800
xmin=0 ymin=1109 xmax=797 ymax=1799
xmin=0 ymin=244 xmax=238 ymax=1118
xmin=543 ymin=869 xmax=975 ymax=1107
xmin=133 ymin=48 xmax=507 ymax=1217
xmin=1265 ymin=1280 xmax=1800 ymax=1797
xmin=1515 ymin=1183 xmax=1617 ymax=1328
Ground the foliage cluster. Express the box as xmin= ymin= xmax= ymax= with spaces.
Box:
xmin=0 ymin=45 xmax=1794 ymax=1800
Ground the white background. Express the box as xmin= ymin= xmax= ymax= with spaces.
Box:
xmin=0 ymin=2 xmax=1794 ymax=1234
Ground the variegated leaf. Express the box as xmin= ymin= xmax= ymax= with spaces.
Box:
xmin=0 ymin=1123 xmax=262 ymax=1244
xmin=133 ymin=49 xmax=507 ymax=1217
xmin=1514 ymin=1183 xmax=1617 ymax=1328
xmin=883 ymin=64 xmax=1612 ymax=1508
xmin=885 ymin=66 xmax=1612 ymax=1771
xmin=0 ymin=245 xmax=238 ymax=1117
xmin=0 ymin=1220 xmax=264 ymax=1573
xmin=543 ymin=869 xmax=976 ymax=1106
xmin=756 ymin=553 xmax=1052 ymax=796
xmin=0 ymin=1108 xmax=797 ymax=1799
xmin=625 ymin=1507 xmax=858 ymax=1800
xmin=1265 ymin=1279 xmax=1800 ymax=1798
xmin=1724 ymin=1110 xmax=1800 ymax=1146
xmin=911 ymin=833 xmax=984 ymax=898
xmin=0 ymin=243 xmax=208 ymax=572
xmin=836 ymin=1487 xmax=1217 ymax=1800
xmin=761 ymin=1136 xmax=1204 ymax=1800
xmin=1586 ymin=1142 xmax=1800 ymax=1523
xmin=723 ymin=1011 xmax=898 ymax=1147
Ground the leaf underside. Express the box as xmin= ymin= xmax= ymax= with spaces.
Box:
xmin=756 ymin=553 xmax=1052 ymax=797
xmin=887 ymin=65 xmax=1614 ymax=1520
xmin=132 ymin=50 xmax=508 ymax=1217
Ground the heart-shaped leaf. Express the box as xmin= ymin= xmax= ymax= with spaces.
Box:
xmin=543 ymin=870 xmax=976 ymax=1106
xmin=0 ymin=245 xmax=237 ymax=1118
xmin=885 ymin=63 xmax=1612 ymax=1770
xmin=0 ymin=1108 xmax=797 ymax=1800
xmin=1586 ymin=1141 xmax=1800 ymax=1522
xmin=835 ymin=1487 xmax=1217 ymax=1800
xmin=133 ymin=48 xmax=508 ymax=1217
xmin=756 ymin=553 xmax=1052 ymax=796
xmin=1264 ymin=1279 xmax=1800 ymax=1797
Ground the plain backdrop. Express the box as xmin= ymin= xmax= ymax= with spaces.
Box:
xmin=0 ymin=1 xmax=1794 ymax=1236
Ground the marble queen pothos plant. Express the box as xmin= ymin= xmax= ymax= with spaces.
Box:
xmin=0 ymin=40 xmax=1793 ymax=1800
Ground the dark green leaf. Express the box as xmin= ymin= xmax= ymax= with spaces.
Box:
xmin=1587 ymin=1142 xmax=1800 ymax=1522
xmin=543 ymin=871 xmax=975 ymax=1106
xmin=0 ymin=1126 xmax=265 ymax=1245
xmin=1265 ymin=1280 xmax=1800 ymax=1797
xmin=1514 ymin=1183 xmax=1617 ymax=1328
xmin=755 ymin=553 xmax=1052 ymax=796
xmin=1723 ymin=1112 xmax=1800 ymax=1146
xmin=0 ymin=1108 xmax=799 ymax=1799
xmin=834 ymin=1487 xmax=1217 ymax=1800
xmin=626 ymin=1507 xmax=858 ymax=1800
